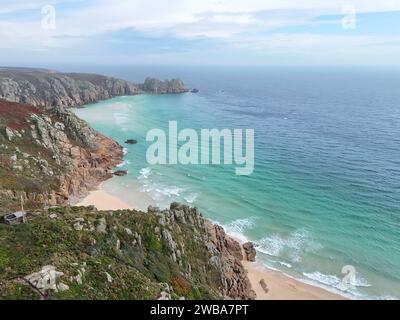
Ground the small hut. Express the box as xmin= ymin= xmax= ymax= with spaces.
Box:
xmin=3 ymin=195 xmax=27 ymax=225
xmin=4 ymin=211 xmax=27 ymax=225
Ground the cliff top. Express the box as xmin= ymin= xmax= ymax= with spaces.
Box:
xmin=0 ymin=204 xmax=254 ymax=300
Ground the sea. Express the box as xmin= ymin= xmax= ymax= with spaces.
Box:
xmin=71 ymin=65 xmax=400 ymax=299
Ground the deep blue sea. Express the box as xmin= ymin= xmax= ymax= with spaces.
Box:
xmin=72 ymin=66 xmax=400 ymax=299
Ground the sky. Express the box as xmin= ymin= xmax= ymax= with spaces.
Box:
xmin=0 ymin=0 xmax=400 ymax=67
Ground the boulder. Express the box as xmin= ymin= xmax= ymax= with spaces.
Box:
xmin=113 ymin=170 xmax=128 ymax=176
xmin=125 ymin=139 xmax=137 ymax=144
xmin=242 ymin=242 xmax=256 ymax=262
xmin=24 ymin=265 xmax=66 ymax=293
xmin=96 ymin=217 xmax=107 ymax=233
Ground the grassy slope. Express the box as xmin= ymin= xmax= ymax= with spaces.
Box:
xmin=0 ymin=206 xmax=221 ymax=300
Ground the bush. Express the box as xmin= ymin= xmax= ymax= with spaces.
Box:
xmin=0 ymin=246 xmax=10 ymax=270
xmin=170 ymin=276 xmax=190 ymax=297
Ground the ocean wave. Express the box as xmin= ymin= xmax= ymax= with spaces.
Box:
xmin=123 ymin=148 xmax=128 ymax=155
xmin=254 ymin=229 xmax=322 ymax=263
xmin=303 ymin=271 xmax=373 ymax=298
xmin=184 ymin=193 xmax=197 ymax=204
xmin=138 ymin=167 xmax=152 ymax=180
xmin=225 ymin=217 xmax=257 ymax=235
xmin=154 ymin=186 xmax=182 ymax=197
xmin=303 ymin=271 xmax=371 ymax=291
xmin=139 ymin=180 xmax=182 ymax=200
xmin=279 ymin=261 xmax=292 ymax=268
xmin=215 ymin=217 xmax=257 ymax=242
xmin=116 ymin=160 xmax=131 ymax=168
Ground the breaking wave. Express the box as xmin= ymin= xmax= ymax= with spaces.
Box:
xmin=254 ymin=229 xmax=322 ymax=263
xmin=302 ymin=271 xmax=376 ymax=299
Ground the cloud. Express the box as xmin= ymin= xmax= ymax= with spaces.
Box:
xmin=4 ymin=0 xmax=398 ymax=39
xmin=0 ymin=0 xmax=399 ymax=65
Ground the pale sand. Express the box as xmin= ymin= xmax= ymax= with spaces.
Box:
xmin=76 ymin=185 xmax=347 ymax=300
xmin=76 ymin=185 xmax=134 ymax=211
xmin=242 ymin=260 xmax=346 ymax=300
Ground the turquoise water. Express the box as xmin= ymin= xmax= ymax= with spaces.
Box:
xmin=74 ymin=67 xmax=400 ymax=299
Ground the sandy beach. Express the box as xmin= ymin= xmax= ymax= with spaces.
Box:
xmin=76 ymin=184 xmax=135 ymax=211
xmin=242 ymin=260 xmax=346 ymax=300
xmin=76 ymin=185 xmax=347 ymax=300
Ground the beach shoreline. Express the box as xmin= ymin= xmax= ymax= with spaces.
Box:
xmin=76 ymin=184 xmax=347 ymax=300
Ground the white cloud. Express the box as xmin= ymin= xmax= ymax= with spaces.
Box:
xmin=0 ymin=0 xmax=400 ymax=64
xmin=40 ymin=0 xmax=400 ymax=38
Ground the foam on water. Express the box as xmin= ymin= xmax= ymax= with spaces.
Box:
xmin=116 ymin=160 xmax=131 ymax=168
xmin=302 ymin=271 xmax=376 ymax=299
xmin=215 ymin=217 xmax=257 ymax=243
xmin=254 ymin=229 xmax=322 ymax=263
xmin=184 ymin=193 xmax=197 ymax=204
xmin=138 ymin=167 xmax=152 ymax=179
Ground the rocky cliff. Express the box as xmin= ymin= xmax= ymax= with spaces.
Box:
xmin=139 ymin=77 xmax=188 ymax=94
xmin=0 ymin=67 xmax=139 ymax=108
xmin=0 ymin=68 xmax=188 ymax=108
xmin=0 ymin=203 xmax=255 ymax=300
xmin=0 ymin=99 xmax=123 ymax=209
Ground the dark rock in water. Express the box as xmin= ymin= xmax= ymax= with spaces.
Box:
xmin=125 ymin=139 xmax=137 ymax=145
xmin=191 ymin=88 xmax=199 ymax=93
xmin=243 ymin=242 xmax=257 ymax=262
xmin=113 ymin=170 xmax=128 ymax=176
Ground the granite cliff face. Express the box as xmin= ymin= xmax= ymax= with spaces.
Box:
xmin=0 ymin=68 xmax=189 ymax=108
xmin=0 ymin=99 xmax=123 ymax=209
xmin=0 ymin=68 xmax=140 ymax=108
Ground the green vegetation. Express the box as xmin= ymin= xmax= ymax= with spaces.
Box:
xmin=0 ymin=206 xmax=222 ymax=300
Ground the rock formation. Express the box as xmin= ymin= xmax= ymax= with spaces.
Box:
xmin=113 ymin=170 xmax=128 ymax=176
xmin=0 ymin=99 xmax=123 ymax=208
xmin=139 ymin=77 xmax=188 ymax=94
xmin=125 ymin=139 xmax=137 ymax=144
xmin=0 ymin=68 xmax=188 ymax=108
xmin=156 ymin=202 xmax=256 ymax=300
xmin=0 ymin=67 xmax=140 ymax=108
xmin=242 ymin=242 xmax=257 ymax=262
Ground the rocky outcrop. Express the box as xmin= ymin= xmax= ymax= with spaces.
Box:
xmin=139 ymin=77 xmax=188 ymax=94
xmin=242 ymin=242 xmax=257 ymax=262
xmin=24 ymin=266 xmax=69 ymax=296
xmin=113 ymin=170 xmax=128 ymax=176
xmin=0 ymin=68 xmax=188 ymax=108
xmin=156 ymin=203 xmax=255 ymax=300
xmin=204 ymin=222 xmax=255 ymax=299
xmin=0 ymin=99 xmax=123 ymax=207
xmin=125 ymin=139 xmax=137 ymax=144
xmin=0 ymin=68 xmax=140 ymax=108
